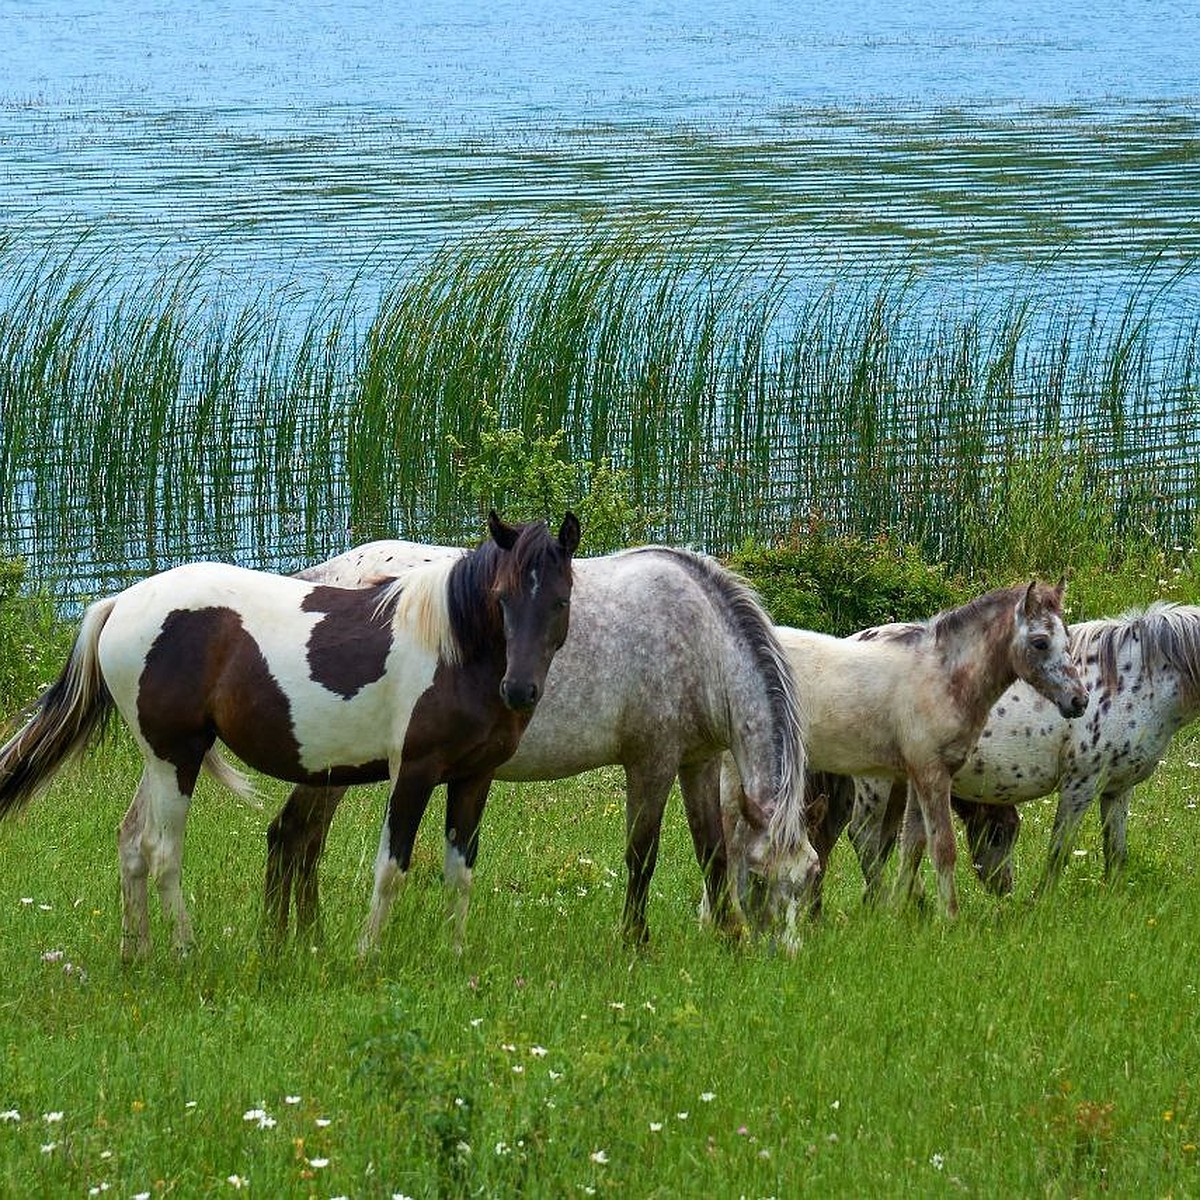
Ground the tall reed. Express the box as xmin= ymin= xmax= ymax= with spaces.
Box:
xmin=0 ymin=227 xmax=1196 ymax=602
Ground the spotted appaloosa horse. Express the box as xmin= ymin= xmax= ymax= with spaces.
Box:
xmin=840 ymin=601 xmax=1200 ymax=899
xmin=720 ymin=582 xmax=1088 ymax=918
xmin=260 ymin=539 xmax=819 ymax=946
xmin=0 ymin=512 xmax=579 ymax=958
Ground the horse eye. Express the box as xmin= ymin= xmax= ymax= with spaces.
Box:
xmin=555 ymin=597 xmax=570 ymax=611
xmin=1031 ymin=636 xmax=1051 ymax=652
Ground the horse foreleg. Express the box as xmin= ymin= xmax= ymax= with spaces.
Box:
xmin=913 ymin=771 xmax=959 ymax=918
xmin=360 ymin=774 xmax=432 ymax=955
xmin=848 ymin=775 xmax=901 ymax=906
xmin=444 ymin=775 xmax=493 ymax=955
xmin=621 ymin=762 xmax=675 ymax=944
xmin=264 ymin=783 xmax=346 ymax=945
xmin=680 ymin=758 xmax=737 ymax=933
xmin=1099 ymin=789 xmax=1132 ymax=880
xmin=1038 ymin=778 xmax=1095 ymax=893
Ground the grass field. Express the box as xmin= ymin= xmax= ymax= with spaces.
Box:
xmin=2 ymin=724 xmax=1199 ymax=1198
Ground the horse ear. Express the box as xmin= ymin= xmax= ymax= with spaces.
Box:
xmin=488 ymin=509 xmax=520 ymax=551
xmin=1054 ymin=576 xmax=1067 ymax=601
xmin=1021 ymin=579 xmax=1038 ymax=617
xmin=558 ymin=511 xmax=581 ymax=557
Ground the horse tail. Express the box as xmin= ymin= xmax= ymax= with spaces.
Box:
xmin=0 ymin=596 xmax=118 ymax=818
xmin=202 ymin=749 xmax=261 ymax=808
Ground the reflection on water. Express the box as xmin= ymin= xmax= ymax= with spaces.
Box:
xmin=4 ymin=1 xmax=1198 ymax=298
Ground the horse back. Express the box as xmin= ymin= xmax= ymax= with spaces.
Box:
xmin=97 ymin=562 xmax=432 ymax=786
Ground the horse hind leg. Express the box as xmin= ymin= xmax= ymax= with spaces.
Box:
xmin=264 ymin=783 xmax=346 ymax=947
xmin=119 ymin=754 xmax=201 ymax=957
xmin=118 ymin=776 xmax=153 ymax=961
xmin=848 ymin=775 xmax=902 ymax=906
xmin=1099 ymin=789 xmax=1132 ymax=881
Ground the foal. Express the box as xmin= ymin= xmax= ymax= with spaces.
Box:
xmin=722 ymin=582 xmax=1087 ymax=918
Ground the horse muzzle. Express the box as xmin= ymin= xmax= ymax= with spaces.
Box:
xmin=1056 ymin=689 xmax=1088 ymax=719
xmin=499 ymin=678 xmax=540 ymax=713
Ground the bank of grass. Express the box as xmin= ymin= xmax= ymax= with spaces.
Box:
xmin=1 ymin=229 xmax=1198 ymax=595
xmin=2 ymin=726 xmax=1200 ymax=1198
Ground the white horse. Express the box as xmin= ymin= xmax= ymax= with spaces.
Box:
xmin=263 ymin=539 xmax=820 ymax=944
xmin=844 ymin=601 xmax=1200 ymax=897
xmin=720 ymin=583 xmax=1088 ymax=918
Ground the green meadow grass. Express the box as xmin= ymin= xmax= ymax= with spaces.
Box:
xmin=2 ymin=729 xmax=1200 ymax=1198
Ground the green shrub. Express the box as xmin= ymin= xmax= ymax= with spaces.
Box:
xmin=446 ymin=402 xmax=659 ymax=553
xmin=728 ymin=523 xmax=969 ymax=635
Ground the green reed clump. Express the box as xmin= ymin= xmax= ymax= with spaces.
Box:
xmin=1 ymin=227 xmax=1197 ymax=599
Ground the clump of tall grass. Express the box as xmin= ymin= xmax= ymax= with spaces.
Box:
xmin=0 ymin=226 xmax=1196 ymax=601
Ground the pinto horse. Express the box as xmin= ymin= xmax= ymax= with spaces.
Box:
xmin=720 ymin=582 xmax=1088 ymax=918
xmin=0 ymin=512 xmax=579 ymax=958
xmin=841 ymin=601 xmax=1200 ymax=898
xmin=259 ymin=538 xmax=819 ymax=945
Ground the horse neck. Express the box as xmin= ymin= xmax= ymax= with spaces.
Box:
xmin=935 ymin=590 xmax=1022 ymax=731
xmin=1079 ymin=606 xmax=1200 ymax=723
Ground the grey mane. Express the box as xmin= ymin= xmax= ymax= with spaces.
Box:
xmin=623 ymin=546 xmax=808 ymax=855
xmin=1072 ymin=602 xmax=1200 ymax=703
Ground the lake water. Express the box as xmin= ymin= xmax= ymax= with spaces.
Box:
xmin=4 ymin=1 xmax=1199 ymax=304
xmin=2 ymin=2 xmax=1200 ymax=596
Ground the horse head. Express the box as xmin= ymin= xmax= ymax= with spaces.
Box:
xmin=487 ymin=510 xmax=581 ymax=713
xmin=1011 ymin=579 xmax=1087 ymax=718
xmin=728 ymin=794 xmax=822 ymax=947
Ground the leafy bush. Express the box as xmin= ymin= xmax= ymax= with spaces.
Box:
xmin=728 ymin=523 xmax=969 ymax=635
xmin=446 ymin=402 xmax=659 ymax=553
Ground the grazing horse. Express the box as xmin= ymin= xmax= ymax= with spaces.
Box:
xmin=720 ymin=583 xmax=1088 ymax=918
xmin=261 ymin=539 xmax=820 ymax=945
xmin=842 ymin=601 xmax=1200 ymax=898
xmin=0 ymin=512 xmax=579 ymax=958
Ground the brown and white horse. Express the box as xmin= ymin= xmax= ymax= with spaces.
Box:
xmin=0 ymin=512 xmax=579 ymax=958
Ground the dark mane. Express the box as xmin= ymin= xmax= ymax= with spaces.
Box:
xmin=929 ymin=582 xmax=1062 ymax=649
xmin=1073 ymin=602 xmax=1200 ymax=703
xmin=445 ymin=520 xmax=573 ymax=660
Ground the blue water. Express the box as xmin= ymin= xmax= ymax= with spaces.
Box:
xmin=3 ymin=1 xmax=1198 ymax=299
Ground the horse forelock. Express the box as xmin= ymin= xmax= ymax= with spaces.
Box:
xmin=445 ymin=520 xmax=573 ymax=661
xmin=490 ymin=519 xmax=575 ymax=598
xmin=1072 ymin=602 xmax=1200 ymax=703
xmin=376 ymin=560 xmax=460 ymax=664
xmin=629 ymin=547 xmax=808 ymax=856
